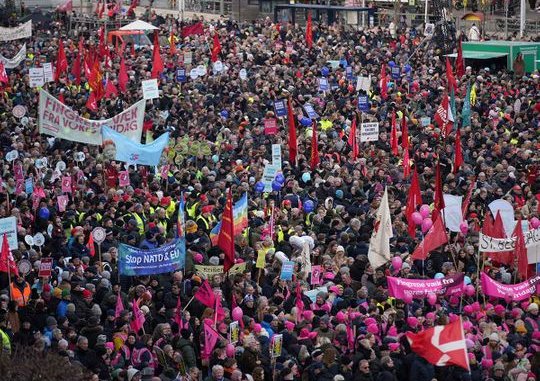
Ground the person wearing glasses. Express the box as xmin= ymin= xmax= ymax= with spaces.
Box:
xmin=354 ymin=360 xmax=374 ymax=381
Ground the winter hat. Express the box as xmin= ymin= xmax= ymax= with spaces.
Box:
xmin=127 ymin=368 xmax=141 ymax=381
xmin=406 ymin=317 xmax=418 ymax=327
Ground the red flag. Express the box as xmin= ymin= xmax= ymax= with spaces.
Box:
xmin=445 ymin=57 xmax=457 ymax=92
xmin=181 ymin=22 xmax=204 ymax=38
xmin=71 ymin=53 xmax=81 ymax=85
xmin=461 ymin=178 xmax=476 ymax=216
xmin=348 ymin=115 xmax=359 ymax=160
xmin=453 ymin=127 xmax=463 ymax=173
xmin=94 ymin=0 xmax=101 ymax=15
xmin=218 ymin=189 xmax=235 ymax=273
xmin=455 ymin=36 xmax=465 ymax=79
xmin=287 ymin=99 xmax=297 ymax=165
xmin=151 ymin=32 xmax=164 ymax=79
xmin=295 ymin=282 xmax=304 ymax=323
xmin=433 ymin=161 xmax=445 ymax=221
xmin=406 ymin=167 xmax=423 ymax=237
xmin=194 ymin=280 xmax=216 ymax=308
xmin=380 ymin=63 xmax=387 ymax=100
xmin=0 ymin=62 xmax=7 ymax=85
xmin=58 ymin=93 xmax=65 ymax=104
xmin=57 ymin=0 xmax=73 ymax=12
xmin=203 ymin=322 xmax=219 ymax=356
xmin=88 ymin=61 xmax=104 ymax=100
xmin=403 ymin=149 xmax=410 ymax=178
xmin=434 ymin=94 xmax=454 ymax=138
xmin=98 ymin=27 xmax=106 ymax=58
xmin=488 ymin=211 xmax=513 ymax=266
xmin=390 ymin=111 xmax=398 ymax=156
xmin=86 ymin=233 xmax=95 ymax=257
xmin=0 ymin=234 xmax=19 ymax=277
xmin=118 ymin=58 xmax=129 ymax=92
xmin=214 ymin=295 xmax=225 ymax=323
xmin=85 ymin=92 xmax=98 ymax=111
xmin=174 ymin=295 xmax=183 ymax=330
xmin=401 ymin=114 xmax=409 ymax=150
xmin=169 ymin=31 xmax=177 ymax=56
xmin=130 ymin=299 xmax=145 ymax=333
xmin=305 ymin=12 xmax=313 ymax=49
xmin=114 ymin=292 xmax=124 ymax=320
xmin=406 ymin=318 xmax=469 ymax=371
xmin=98 ymin=0 xmax=105 ymax=18
xmin=83 ymin=51 xmax=93 ymax=79
xmin=513 ymin=219 xmax=528 ymax=279
xmin=104 ymin=80 xmax=118 ymax=98
xmin=211 ymin=33 xmax=221 ymax=63
xmin=311 ymin=122 xmax=319 ymax=170
xmin=412 ymin=215 xmax=448 ymax=260
xmin=54 ymin=39 xmax=68 ymax=82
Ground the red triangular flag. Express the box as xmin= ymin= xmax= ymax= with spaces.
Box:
xmin=151 ymin=32 xmax=164 ymax=79
xmin=85 ymin=91 xmax=98 ymax=112
xmin=411 ymin=216 xmax=448 ymax=260
xmin=403 ymin=149 xmax=410 ymax=178
xmin=287 ymin=99 xmax=298 ymax=165
xmin=118 ymin=58 xmax=129 ymax=92
xmin=71 ymin=53 xmax=81 ymax=85
xmin=88 ymin=61 xmax=104 ymax=100
xmin=390 ymin=111 xmax=398 ymax=156
xmin=0 ymin=233 xmax=19 ymax=277
xmin=406 ymin=167 xmax=423 ymax=238
xmin=406 ymin=318 xmax=469 ymax=371
xmin=489 ymin=211 xmax=513 ymax=266
xmin=218 ymin=189 xmax=235 ymax=273
xmin=305 ymin=12 xmax=313 ymax=49
xmin=203 ymin=322 xmax=219 ymax=356
xmin=401 ymin=114 xmax=409 ymax=150
xmin=86 ymin=233 xmax=95 ymax=257
xmin=513 ymin=219 xmax=528 ymax=279
xmin=214 ymin=295 xmax=225 ymax=323
xmin=114 ymin=292 xmax=124 ymax=320
xmin=55 ymin=39 xmax=68 ymax=82
xmin=348 ymin=115 xmax=359 ymax=160
xmin=58 ymin=93 xmax=65 ymax=104
xmin=104 ymin=80 xmax=118 ymax=98
xmin=380 ymin=63 xmax=387 ymax=100
xmin=211 ymin=33 xmax=221 ymax=63
xmin=98 ymin=0 xmax=105 ymax=18
xmin=445 ymin=57 xmax=457 ymax=92
xmin=194 ymin=280 xmax=216 ymax=308
xmin=453 ymin=127 xmax=463 ymax=173
xmin=181 ymin=22 xmax=204 ymax=38
xmin=169 ymin=31 xmax=177 ymax=56
xmin=311 ymin=122 xmax=320 ymax=170
xmin=434 ymin=94 xmax=454 ymax=138
xmin=455 ymin=36 xmax=465 ymax=79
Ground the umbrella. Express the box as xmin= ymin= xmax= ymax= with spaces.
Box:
xmin=119 ymin=20 xmax=158 ymax=31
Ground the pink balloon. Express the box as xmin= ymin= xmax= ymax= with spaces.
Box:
xmin=402 ymin=293 xmax=413 ymax=304
xmin=421 ymin=218 xmax=433 ymax=233
xmin=232 ymin=307 xmax=243 ymax=322
xmin=465 ymin=285 xmax=475 ymax=297
xmin=407 ymin=317 xmax=418 ymax=327
xmin=471 ymin=302 xmax=481 ymax=312
xmin=226 ymin=343 xmax=235 ymax=358
xmin=427 ymin=293 xmax=437 ymax=306
xmin=504 ymin=293 xmax=513 ymax=303
xmin=460 ymin=221 xmax=469 ymax=235
xmin=391 ymin=256 xmax=403 ymax=271
xmin=463 ymin=305 xmax=473 ymax=315
xmin=419 ymin=204 xmax=431 ymax=219
xmin=367 ymin=323 xmax=379 ymax=334
xmin=412 ymin=211 xmax=423 ymax=225
xmin=530 ymin=217 xmax=540 ymax=229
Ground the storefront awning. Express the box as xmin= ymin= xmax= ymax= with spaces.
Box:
xmin=446 ymin=52 xmax=508 ymax=60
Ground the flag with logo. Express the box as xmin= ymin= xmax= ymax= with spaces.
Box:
xmin=367 ymin=187 xmax=393 ymax=269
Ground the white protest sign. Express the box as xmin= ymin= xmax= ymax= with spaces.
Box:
xmin=42 ymin=63 xmax=54 ymax=83
xmin=356 ymin=75 xmax=371 ymax=92
xmin=184 ymin=51 xmax=193 ymax=65
xmin=360 ymin=122 xmax=379 ymax=142
xmin=262 ymin=164 xmax=279 ymax=192
xmin=0 ymin=21 xmax=32 ymax=42
xmin=239 ymin=69 xmax=247 ymax=80
xmin=196 ymin=65 xmax=207 ymax=76
xmin=189 ymin=68 xmax=199 ymax=80
xmin=213 ymin=61 xmax=223 ymax=73
xmin=92 ymin=227 xmax=106 ymax=244
xmin=272 ymin=144 xmax=282 ymax=170
xmin=0 ymin=217 xmax=18 ymax=252
xmin=0 ymin=44 xmax=26 ymax=69
xmin=442 ymin=194 xmax=463 ymax=232
xmin=489 ymin=199 xmax=515 ymax=237
xmin=142 ymin=79 xmax=159 ymax=100
xmin=33 ymin=233 xmax=45 ymax=247
xmin=29 ymin=67 xmax=44 ymax=88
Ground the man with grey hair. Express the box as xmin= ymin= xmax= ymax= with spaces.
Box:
xmin=204 ymin=365 xmax=228 ymax=381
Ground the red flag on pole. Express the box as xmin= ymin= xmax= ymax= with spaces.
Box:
xmin=380 ymin=63 xmax=387 ymax=100
xmin=287 ymin=99 xmax=298 ymax=165
xmin=513 ymin=219 xmax=529 ymax=280
xmin=85 ymin=91 xmax=98 ymax=112
xmin=348 ymin=115 xmax=359 ymax=160
xmin=151 ymin=32 xmax=164 ymax=79
xmin=118 ymin=58 xmax=129 ymax=92
xmin=453 ymin=127 xmax=463 ymax=173
xmin=104 ymin=80 xmax=118 ymax=98
xmin=406 ymin=167 xmax=423 ymax=238
xmin=434 ymin=94 xmax=454 ymax=138
xmin=455 ymin=36 xmax=465 ymax=79
xmin=411 ymin=216 xmax=448 ymax=260
xmin=445 ymin=57 xmax=457 ymax=92
xmin=203 ymin=322 xmax=219 ymax=356
xmin=310 ymin=122 xmax=319 ymax=170
xmin=406 ymin=317 xmax=469 ymax=371
xmin=401 ymin=114 xmax=409 ymax=150
xmin=86 ymin=233 xmax=95 ymax=257
xmin=194 ymin=280 xmax=216 ymax=308
xmin=390 ymin=111 xmax=398 ymax=156
xmin=181 ymin=22 xmax=204 ymax=38
xmin=169 ymin=31 xmax=177 ymax=56
xmin=211 ymin=33 xmax=221 ymax=63
xmin=174 ymin=295 xmax=183 ymax=330
xmin=0 ymin=234 xmax=19 ymax=277
xmin=305 ymin=12 xmax=313 ymax=49
xmin=55 ymin=39 xmax=68 ymax=82
xmin=433 ymin=161 xmax=446 ymax=222
xmin=114 ymin=292 xmax=124 ymax=320
xmin=88 ymin=61 xmax=104 ymax=100
xmin=403 ymin=149 xmax=410 ymax=178
xmin=71 ymin=55 xmax=81 ymax=85
xmin=58 ymin=93 xmax=65 ymax=104
xmin=461 ymin=178 xmax=476 ymax=217
xmin=218 ymin=189 xmax=235 ymax=273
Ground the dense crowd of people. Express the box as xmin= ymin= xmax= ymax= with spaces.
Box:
xmin=0 ymin=3 xmax=538 ymax=381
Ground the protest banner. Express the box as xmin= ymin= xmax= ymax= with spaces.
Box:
xmin=142 ymin=79 xmax=159 ymax=99
xmin=360 ymin=122 xmax=379 ymax=142
xmin=480 ymin=273 xmax=540 ymax=301
xmin=387 ymin=274 xmax=464 ymax=299
xmin=118 ymin=239 xmax=185 ymax=276
xmin=318 ymin=77 xmax=329 ymax=91
xmin=479 ymin=226 xmax=540 ymax=264
xmin=102 ymin=126 xmax=169 ymax=166
xmin=38 ymin=257 xmax=53 ymax=277
xmin=0 ymin=217 xmax=17 ymax=252
xmin=42 ymin=63 xmax=53 ymax=83
xmin=29 ymin=67 xmax=44 ymax=88
xmin=280 ymin=261 xmax=294 ymax=280
xmin=0 ymin=45 xmax=26 ymax=69
xmin=0 ymin=21 xmax=32 ymax=42
xmin=271 ymin=334 xmax=283 ymax=358
xmin=39 ymin=90 xmax=145 ymax=145
xmin=195 ymin=265 xmax=224 ymax=277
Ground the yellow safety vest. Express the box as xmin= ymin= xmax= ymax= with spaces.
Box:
xmin=132 ymin=213 xmax=145 ymax=235
xmin=187 ymin=202 xmax=199 ymax=218
xmin=166 ymin=200 xmax=176 ymax=219
xmin=0 ymin=328 xmax=10 ymax=354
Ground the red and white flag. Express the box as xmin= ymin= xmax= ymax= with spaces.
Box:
xmin=406 ymin=317 xmax=469 ymax=371
xmin=434 ymin=94 xmax=454 ymax=138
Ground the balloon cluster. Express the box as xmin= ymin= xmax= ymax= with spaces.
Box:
xmin=254 ymin=173 xmax=286 ymax=193
xmin=530 ymin=217 xmax=540 ymax=229
xmin=411 ymin=204 xmax=432 ymax=233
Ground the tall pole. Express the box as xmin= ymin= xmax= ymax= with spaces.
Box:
xmin=520 ymin=0 xmax=526 ymax=38
xmin=424 ymin=0 xmax=428 ymax=25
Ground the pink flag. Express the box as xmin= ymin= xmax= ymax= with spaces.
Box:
xmin=194 ymin=280 xmax=216 ymax=308
xmin=115 ymin=292 xmax=124 ymax=319
xmin=13 ymin=164 xmax=24 ymax=182
xmin=57 ymin=195 xmax=69 ymax=212
xmin=295 ymin=282 xmax=303 ymax=322
xmin=119 ymin=171 xmax=130 ymax=187
xmin=174 ymin=296 xmax=183 ymax=330
xmin=311 ymin=265 xmax=322 ymax=285
xmin=130 ymin=299 xmax=145 ymax=333
xmin=214 ymin=295 xmax=225 ymax=323
xmin=203 ymin=322 xmax=219 ymax=356
xmin=62 ymin=176 xmax=72 ymax=193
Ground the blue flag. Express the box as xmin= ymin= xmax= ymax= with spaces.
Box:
xmin=102 ymin=126 xmax=169 ymax=166
xmin=462 ymin=84 xmax=471 ymax=128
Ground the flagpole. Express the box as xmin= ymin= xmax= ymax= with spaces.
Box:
xmin=182 ymin=295 xmax=195 ymax=312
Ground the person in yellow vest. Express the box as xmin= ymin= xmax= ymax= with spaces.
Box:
xmin=196 ymin=205 xmax=216 ymax=234
xmin=131 ymin=203 xmax=146 ymax=235
xmin=155 ymin=207 xmax=169 ymax=233
xmin=0 ymin=316 xmax=10 ymax=355
xmin=10 ymin=276 xmax=31 ymax=308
